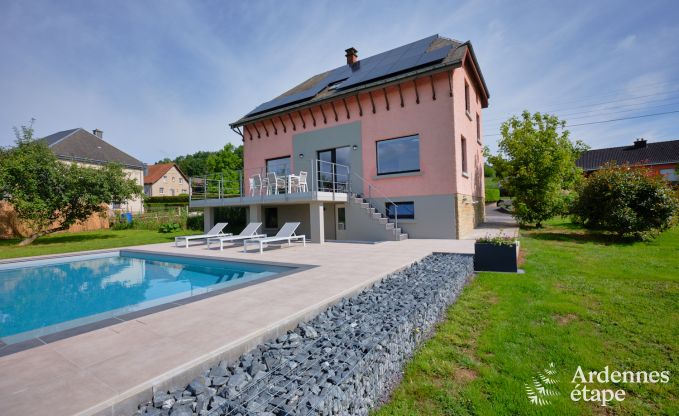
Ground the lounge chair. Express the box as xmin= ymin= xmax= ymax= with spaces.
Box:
xmin=174 ymin=222 xmax=229 ymax=248
xmin=243 ymin=222 xmax=306 ymax=253
xmin=207 ymin=222 xmax=266 ymax=250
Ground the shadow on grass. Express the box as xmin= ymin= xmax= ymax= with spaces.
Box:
xmin=526 ymin=231 xmax=635 ymax=246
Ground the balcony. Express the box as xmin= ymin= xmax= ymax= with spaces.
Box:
xmin=189 ymin=160 xmax=351 ymax=208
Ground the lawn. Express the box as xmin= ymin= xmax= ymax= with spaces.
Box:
xmin=376 ymin=220 xmax=678 ymax=415
xmin=0 ymin=228 xmax=203 ymax=260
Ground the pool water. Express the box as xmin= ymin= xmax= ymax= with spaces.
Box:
xmin=0 ymin=251 xmax=292 ymax=344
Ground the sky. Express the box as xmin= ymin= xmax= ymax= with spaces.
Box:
xmin=1 ymin=0 xmax=679 ymax=163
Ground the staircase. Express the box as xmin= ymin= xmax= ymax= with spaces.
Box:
xmin=350 ymin=195 xmax=408 ymax=241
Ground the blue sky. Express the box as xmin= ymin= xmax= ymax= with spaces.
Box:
xmin=1 ymin=0 xmax=678 ymax=163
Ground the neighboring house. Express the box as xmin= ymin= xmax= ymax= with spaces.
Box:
xmin=41 ymin=128 xmax=145 ymax=213
xmin=144 ymin=163 xmax=189 ymax=196
xmin=576 ymin=138 xmax=679 ymax=183
xmin=191 ymin=34 xmax=489 ymax=242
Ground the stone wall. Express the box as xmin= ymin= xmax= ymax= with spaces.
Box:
xmin=134 ymin=253 xmax=473 ymax=416
xmin=455 ymin=194 xmax=484 ymax=239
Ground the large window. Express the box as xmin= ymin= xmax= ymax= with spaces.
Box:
xmin=660 ymin=168 xmax=679 ymax=182
xmin=376 ymin=135 xmax=420 ymax=175
xmin=264 ymin=207 xmax=278 ymax=229
xmin=386 ymin=201 xmax=415 ymax=219
xmin=266 ymin=156 xmax=291 ymax=176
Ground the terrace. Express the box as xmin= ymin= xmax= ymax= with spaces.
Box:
xmin=189 ymin=159 xmax=353 ymax=208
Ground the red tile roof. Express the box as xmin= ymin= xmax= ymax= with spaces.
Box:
xmin=144 ymin=163 xmax=188 ymax=185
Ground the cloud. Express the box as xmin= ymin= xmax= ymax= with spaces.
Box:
xmin=616 ymin=34 xmax=637 ymax=49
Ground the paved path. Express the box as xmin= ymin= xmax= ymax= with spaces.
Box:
xmin=464 ymin=204 xmax=519 ymax=239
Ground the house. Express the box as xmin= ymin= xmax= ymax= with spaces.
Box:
xmin=576 ymin=138 xmax=679 ymax=183
xmin=144 ymin=163 xmax=189 ymax=197
xmin=41 ymin=128 xmax=146 ymax=213
xmin=190 ymin=34 xmax=489 ymax=242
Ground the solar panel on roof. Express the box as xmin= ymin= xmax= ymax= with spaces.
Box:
xmin=246 ymin=34 xmax=454 ymax=116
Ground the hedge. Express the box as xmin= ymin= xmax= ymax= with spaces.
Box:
xmin=485 ymin=188 xmax=501 ymax=202
xmin=145 ymin=195 xmax=189 ymax=204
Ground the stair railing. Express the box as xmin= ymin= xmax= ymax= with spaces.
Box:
xmin=350 ymin=171 xmax=399 ymax=229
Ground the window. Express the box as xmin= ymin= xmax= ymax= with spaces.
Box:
xmin=464 ymin=81 xmax=470 ymax=113
xmin=181 ymin=188 xmax=187 ymax=194
xmin=266 ymin=156 xmax=291 ymax=176
xmin=163 ymin=175 xmax=167 ymax=182
xmin=179 ymin=178 xmax=183 ymax=184
xmin=337 ymin=207 xmax=346 ymax=230
xmin=461 ymin=136 xmax=468 ymax=175
xmin=376 ymin=135 xmax=420 ymax=175
xmin=172 ymin=177 xmax=175 ymax=182
xmin=264 ymin=207 xmax=278 ymax=229
xmin=660 ymin=168 xmax=679 ymax=182
xmin=159 ymin=187 xmax=164 ymax=194
xmin=476 ymin=114 xmax=481 ymax=144
xmin=386 ymin=202 xmax=414 ymax=219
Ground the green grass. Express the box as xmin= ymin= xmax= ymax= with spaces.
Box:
xmin=376 ymin=220 xmax=678 ymax=415
xmin=0 ymin=228 xmax=203 ymax=260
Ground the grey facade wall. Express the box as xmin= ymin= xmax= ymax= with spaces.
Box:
xmin=292 ymin=121 xmax=364 ymax=194
xmin=260 ymin=204 xmax=311 ymax=238
xmin=366 ymin=194 xmax=458 ymax=239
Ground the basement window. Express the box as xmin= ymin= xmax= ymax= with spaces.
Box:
xmin=386 ymin=202 xmax=414 ymax=220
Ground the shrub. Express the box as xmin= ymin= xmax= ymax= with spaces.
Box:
xmin=186 ymin=214 xmax=204 ymax=230
xmin=158 ymin=223 xmax=181 ymax=233
xmin=570 ymin=164 xmax=679 ymax=240
xmin=485 ymin=188 xmax=501 ymax=203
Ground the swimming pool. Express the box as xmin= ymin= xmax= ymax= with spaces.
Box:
xmin=0 ymin=251 xmax=294 ymax=347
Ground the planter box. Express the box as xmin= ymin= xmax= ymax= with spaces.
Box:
xmin=474 ymin=241 xmax=519 ymax=272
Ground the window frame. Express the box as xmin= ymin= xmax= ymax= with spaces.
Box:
xmin=159 ymin=187 xmax=164 ymax=194
xmin=461 ymin=136 xmax=468 ymax=176
xmin=375 ymin=135 xmax=421 ymax=176
xmin=464 ymin=81 xmax=470 ymax=114
xmin=476 ymin=113 xmax=481 ymax=144
xmin=386 ymin=201 xmax=415 ymax=220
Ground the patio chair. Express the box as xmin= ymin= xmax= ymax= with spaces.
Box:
xmin=267 ymin=172 xmax=286 ymax=194
xmin=248 ymin=177 xmax=256 ymax=197
xmin=297 ymin=171 xmax=308 ymax=192
xmin=207 ymin=222 xmax=266 ymax=250
xmin=175 ymin=222 xmax=230 ymax=248
xmin=243 ymin=222 xmax=306 ymax=254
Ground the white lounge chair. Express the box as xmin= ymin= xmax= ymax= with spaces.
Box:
xmin=243 ymin=222 xmax=306 ymax=253
xmin=207 ymin=222 xmax=266 ymax=250
xmin=175 ymin=222 xmax=229 ymax=248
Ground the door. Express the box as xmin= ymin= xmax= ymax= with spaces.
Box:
xmin=317 ymin=146 xmax=350 ymax=192
xmin=336 ymin=204 xmax=347 ymax=240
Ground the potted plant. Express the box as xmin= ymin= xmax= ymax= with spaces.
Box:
xmin=474 ymin=232 xmax=519 ymax=272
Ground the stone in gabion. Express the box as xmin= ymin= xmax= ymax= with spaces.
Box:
xmin=134 ymin=254 xmax=473 ymax=416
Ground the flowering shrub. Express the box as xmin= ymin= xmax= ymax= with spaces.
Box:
xmin=476 ymin=232 xmax=517 ymax=246
xmin=570 ymin=163 xmax=679 ymax=240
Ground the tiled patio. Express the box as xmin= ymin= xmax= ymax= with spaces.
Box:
xmin=0 ymin=238 xmax=475 ymax=416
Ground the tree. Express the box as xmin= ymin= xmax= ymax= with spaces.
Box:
xmin=0 ymin=121 xmax=143 ymax=245
xmin=488 ymin=111 xmax=588 ymax=227
xmin=570 ymin=163 xmax=678 ymax=240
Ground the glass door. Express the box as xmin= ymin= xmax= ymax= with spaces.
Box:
xmin=317 ymin=146 xmax=350 ymax=192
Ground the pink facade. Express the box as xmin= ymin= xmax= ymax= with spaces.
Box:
xmin=242 ymin=63 xmax=486 ymax=201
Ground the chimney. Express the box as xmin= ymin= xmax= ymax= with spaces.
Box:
xmin=345 ymin=47 xmax=358 ymax=65
xmin=633 ymin=138 xmax=647 ymax=148
xmin=93 ymin=129 xmax=103 ymax=138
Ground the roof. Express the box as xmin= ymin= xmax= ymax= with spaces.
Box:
xmin=231 ymin=34 xmax=489 ymax=127
xmin=41 ymin=128 xmax=144 ymax=169
xmin=576 ymin=139 xmax=679 ymax=171
xmin=144 ymin=163 xmax=188 ymax=185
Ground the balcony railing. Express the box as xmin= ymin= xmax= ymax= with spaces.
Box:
xmin=189 ymin=159 xmax=351 ymax=201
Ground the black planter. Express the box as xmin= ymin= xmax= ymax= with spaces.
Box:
xmin=474 ymin=241 xmax=519 ymax=272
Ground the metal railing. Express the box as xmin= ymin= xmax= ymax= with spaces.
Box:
xmin=350 ymin=171 xmax=400 ymax=229
xmin=189 ymin=159 xmax=351 ymax=201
